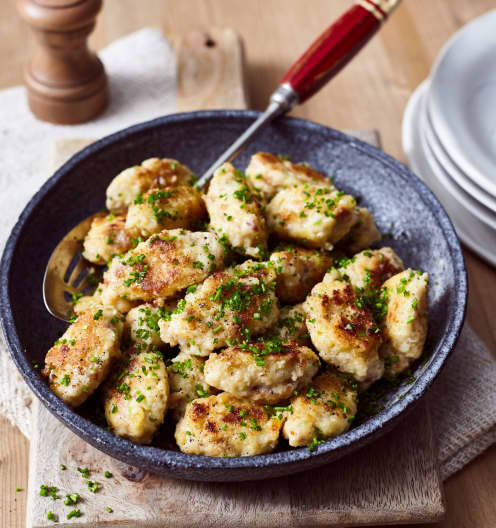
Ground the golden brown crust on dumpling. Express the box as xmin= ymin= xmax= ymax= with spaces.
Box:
xmin=204 ymin=341 xmax=320 ymax=404
xmin=167 ymin=352 xmax=210 ymax=421
xmin=246 ymin=152 xmax=334 ymax=201
xmin=43 ymin=307 xmax=124 ymax=407
xmin=267 ymin=304 xmax=311 ymax=346
xmin=175 ymin=392 xmax=283 ymax=456
xmin=336 ymin=247 xmax=404 ymax=290
xmin=106 ymin=158 xmax=195 ymax=213
xmin=103 ymin=346 xmax=169 ymax=444
xmin=101 ymin=229 xmax=225 ymax=303
xmin=304 ymin=271 xmax=384 ymax=386
xmin=83 ymin=214 xmax=133 ymax=265
xmin=282 ymin=368 xmax=358 ymax=447
xmin=266 ymin=185 xmax=357 ymax=250
xmin=205 ymin=163 xmax=268 ymax=259
xmin=126 ymin=185 xmax=205 ymax=239
xmin=381 ymin=269 xmax=429 ymax=376
xmin=270 ymin=245 xmax=333 ymax=303
xmin=158 ymin=260 xmax=279 ymax=356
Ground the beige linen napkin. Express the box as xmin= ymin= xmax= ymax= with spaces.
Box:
xmin=0 ymin=28 xmax=494 ymax=481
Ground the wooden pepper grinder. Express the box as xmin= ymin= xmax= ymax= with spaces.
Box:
xmin=17 ymin=0 xmax=108 ymax=124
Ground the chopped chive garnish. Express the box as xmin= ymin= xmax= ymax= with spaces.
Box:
xmin=87 ymin=480 xmax=100 ymax=493
xmin=66 ymin=509 xmax=82 ymax=519
xmin=77 ymin=467 xmax=90 ymax=478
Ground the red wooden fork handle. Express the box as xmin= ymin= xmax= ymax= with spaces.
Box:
xmin=280 ymin=0 xmax=401 ymax=103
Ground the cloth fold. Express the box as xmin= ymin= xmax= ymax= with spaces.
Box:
xmin=0 ymin=28 xmax=494 ymax=482
xmin=430 ymin=325 xmax=496 ymax=480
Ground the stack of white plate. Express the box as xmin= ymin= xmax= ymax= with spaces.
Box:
xmin=402 ymin=9 xmax=496 ymax=267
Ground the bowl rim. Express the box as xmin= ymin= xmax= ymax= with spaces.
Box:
xmin=0 ymin=110 xmax=467 ymax=476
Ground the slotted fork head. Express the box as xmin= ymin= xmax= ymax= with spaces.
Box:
xmin=43 ymin=213 xmax=105 ymax=322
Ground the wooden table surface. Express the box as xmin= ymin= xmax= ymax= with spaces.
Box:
xmin=1 ymin=1 xmax=495 ymax=526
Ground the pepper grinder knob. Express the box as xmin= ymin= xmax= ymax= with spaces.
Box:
xmin=17 ymin=0 xmax=108 ymax=124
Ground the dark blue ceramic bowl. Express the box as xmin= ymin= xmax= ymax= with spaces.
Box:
xmin=0 ymin=111 xmax=467 ymax=481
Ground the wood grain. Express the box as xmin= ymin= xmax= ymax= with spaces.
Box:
xmin=27 ymin=399 xmax=442 ymax=528
xmin=174 ymin=27 xmax=247 ymax=111
xmin=1 ymin=0 xmax=496 ymax=527
xmin=0 ymin=416 xmax=29 ymax=528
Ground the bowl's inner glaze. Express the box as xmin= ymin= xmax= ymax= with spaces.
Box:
xmin=1 ymin=111 xmax=465 ymax=481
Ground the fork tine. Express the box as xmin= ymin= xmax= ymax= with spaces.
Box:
xmin=43 ymin=212 xmax=105 ymax=322
xmin=72 ymin=266 xmax=89 ymax=288
xmin=64 ymin=252 xmax=81 ymax=283
xmin=79 ymin=269 xmax=103 ymax=295
xmin=68 ymin=256 xmax=88 ymax=286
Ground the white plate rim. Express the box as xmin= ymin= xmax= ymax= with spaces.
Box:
xmin=402 ymin=80 xmax=496 ymax=267
xmin=420 ymin=110 xmax=496 ymax=230
xmin=424 ymin=110 xmax=496 ymax=214
xmin=426 ymin=9 xmax=496 ymax=198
